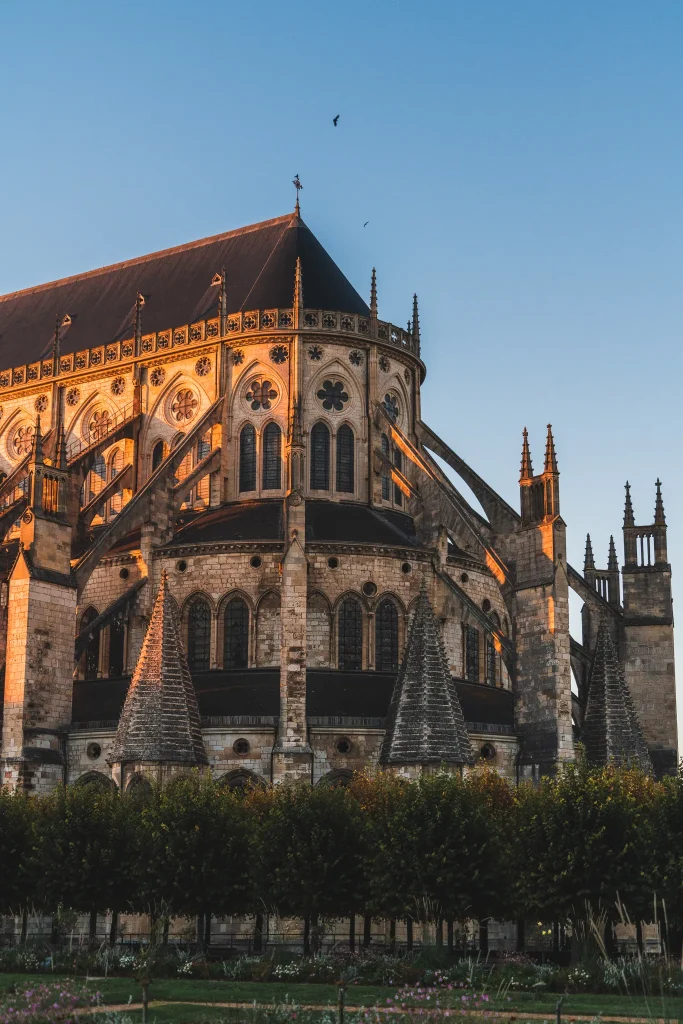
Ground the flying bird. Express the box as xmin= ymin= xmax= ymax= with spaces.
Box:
xmin=333 ymin=114 xmax=340 ymax=126
xmin=364 ymin=221 xmax=369 ymax=227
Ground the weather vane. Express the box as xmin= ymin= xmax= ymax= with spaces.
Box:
xmin=292 ymin=174 xmax=303 ymax=212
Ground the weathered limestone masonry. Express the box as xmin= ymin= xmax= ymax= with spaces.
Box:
xmin=0 ymin=206 xmax=675 ymax=793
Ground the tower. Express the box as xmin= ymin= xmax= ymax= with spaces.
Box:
xmin=620 ymin=481 xmax=677 ymax=775
xmin=1 ymin=418 xmax=76 ymax=792
xmin=514 ymin=426 xmax=573 ymax=775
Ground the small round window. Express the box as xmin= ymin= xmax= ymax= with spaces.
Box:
xmin=176 ymin=560 xmax=188 ymax=573
xmin=401 ymin=562 xmax=412 ymax=575
xmin=335 ymin=738 xmax=352 ymax=755
xmin=86 ymin=743 xmax=102 ymax=761
xmin=362 ymin=581 xmax=377 ymax=597
xmin=328 ymin=557 xmax=339 ymax=570
xmin=460 ymin=573 xmax=469 ymax=584
xmin=250 ymin=555 xmax=262 ymax=569
xmin=233 ymin=738 xmax=251 ymax=756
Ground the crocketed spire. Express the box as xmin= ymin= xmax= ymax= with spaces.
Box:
xmin=412 ymin=293 xmax=420 ymax=343
xmin=584 ymin=533 xmax=595 ymax=572
xmin=582 ymin=619 xmax=653 ymax=775
xmin=624 ymin=481 xmax=635 ymax=527
xmin=520 ymin=428 xmax=533 ymax=480
xmin=370 ymin=268 xmax=378 ymax=319
xmin=108 ymin=572 xmax=207 ymax=766
xmin=544 ymin=424 xmax=558 ymax=473
xmin=654 ymin=479 xmax=666 ymax=525
xmin=379 ymin=582 xmax=474 ymax=768
xmin=607 ymin=535 xmax=618 ymax=572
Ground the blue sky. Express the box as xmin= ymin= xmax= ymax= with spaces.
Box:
xmin=1 ymin=1 xmax=682 ymax=736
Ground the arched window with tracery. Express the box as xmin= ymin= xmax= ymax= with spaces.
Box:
xmin=380 ymin=433 xmax=390 ymax=500
xmin=338 ymin=596 xmax=362 ymax=670
xmin=310 ymin=422 xmax=330 ymax=490
xmin=80 ymin=607 xmax=100 ymax=680
xmin=239 ymin=424 xmax=256 ymax=492
xmin=375 ymin=598 xmax=399 ymax=672
xmin=486 ymin=636 xmax=497 ymax=686
xmin=393 ymin=446 xmax=403 ymax=507
xmin=108 ymin=616 xmax=126 ymax=678
xmin=336 ymin=424 xmax=354 ymax=493
xmin=224 ymin=597 xmax=249 ymax=669
xmin=187 ymin=596 xmax=212 ymax=672
xmin=465 ymin=625 xmax=480 ymax=683
xmin=262 ymin=422 xmax=282 ymax=490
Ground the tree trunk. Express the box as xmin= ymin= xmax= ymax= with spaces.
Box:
xmin=363 ymin=914 xmax=371 ymax=949
xmin=51 ymin=914 xmax=60 ymax=947
xmin=479 ymin=919 xmax=489 ymax=956
xmin=311 ymin=912 xmax=320 ymax=956
xmin=389 ymin=918 xmax=396 ymax=953
xmin=162 ymin=917 xmax=169 ymax=948
xmin=447 ymin=918 xmax=454 ymax=954
xmin=254 ymin=913 xmax=263 ymax=953
xmin=436 ymin=919 xmax=444 ymax=947
xmin=196 ymin=913 xmax=205 ymax=951
xmin=349 ymin=914 xmax=355 ymax=951
xmin=109 ymin=911 xmax=119 ymax=947
xmin=303 ymin=916 xmax=311 ymax=957
xmin=635 ymin=920 xmax=643 ymax=955
xmin=20 ymin=908 xmax=28 ymax=945
xmin=204 ymin=912 xmax=211 ymax=950
xmin=516 ymin=919 xmax=525 ymax=952
xmin=553 ymin=920 xmax=560 ymax=956
xmin=604 ymin=918 xmax=617 ymax=958
xmin=89 ymin=909 xmax=98 ymax=945
xmin=406 ymin=917 xmax=413 ymax=952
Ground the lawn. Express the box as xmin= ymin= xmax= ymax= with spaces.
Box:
xmin=1 ymin=974 xmax=682 ymax=1021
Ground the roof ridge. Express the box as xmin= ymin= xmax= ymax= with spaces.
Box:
xmin=0 ymin=212 xmax=297 ymax=305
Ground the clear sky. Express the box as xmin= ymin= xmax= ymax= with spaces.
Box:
xmin=1 ymin=1 xmax=682 ymax=737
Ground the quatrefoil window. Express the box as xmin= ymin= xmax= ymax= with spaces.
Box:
xmin=246 ymin=378 xmax=278 ymax=411
xmin=317 ymin=380 xmax=349 ymax=412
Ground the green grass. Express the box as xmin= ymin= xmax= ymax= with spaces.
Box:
xmin=1 ymin=974 xmax=682 ymax=1020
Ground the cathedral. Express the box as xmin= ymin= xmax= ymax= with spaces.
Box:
xmin=0 ymin=206 xmax=676 ymax=794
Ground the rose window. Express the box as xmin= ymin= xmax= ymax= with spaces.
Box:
xmin=34 ymin=395 xmax=48 ymax=413
xmin=349 ymin=350 xmax=363 ymax=366
xmin=195 ymin=357 xmax=211 ymax=377
xmin=111 ymin=377 xmax=126 ymax=396
xmin=246 ymin=379 xmax=278 ymax=411
xmin=383 ymin=393 xmax=399 ymax=422
xmin=150 ymin=367 xmax=165 ymax=387
xmin=12 ymin=424 xmax=34 ymax=458
xmin=66 ymin=388 xmax=80 ymax=407
xmin=308 ymin=345 xmax=323 ymax=361
xmin=317 ymin=380 xmax=349 ymax=412
xmin=89 ymin=409 xmax=112 ymax=440
xmin=270 ymin=345 xmax=288 ymax=364
xmin=171 ymin=389 xmax=198 ymax=422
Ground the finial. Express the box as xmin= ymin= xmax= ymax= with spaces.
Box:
xmin=624 ymin=481 xmax=635 ymax=527
xmin=370 ymin=268 xmax=378 ymax=319
xmin=544 ymin=424 xmax=558 ymax=473
xmin=412 ymin=293 xmax=420 ymax=344
xmin=608 ymin=535 xmax=618 ymax=571
xmin=32 ymin=415 xmax=43 ymax=463
xmin=293 ymin=256 xmax=303 ymax=326
xmin=584 ymin=533 xmax=595 ymax=572
xmin=520 ymin=427 xmax=533 ymax=480
xmin=135 ymin=292 xmax=145 ymax=354
xmin=654 ymin=479 xmax=666 ymax=525
xmin=292 ymin=174 xmax=303 ymax=216
xmin=52 ymin=314 xmax=61 ymax=377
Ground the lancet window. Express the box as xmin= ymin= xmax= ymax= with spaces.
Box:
xmin=188 ymin=597 xmax=212 ymax=672
xmin=239 ymin=424 xmax=257 ymax=493
xmin=310 ymin=422 xmax=330 ymax=490
xmin=336 ymin=425 xmax=354 ymax=493
xmin=262 ymin=423 xmax=282 ymax=490
xmin=224 ymin=597 xmax=249 ymax=670
xmin=375 ymin=598 xmax=399 ymax=672
xmin=338 ymin=597 xmax=362 ymax=670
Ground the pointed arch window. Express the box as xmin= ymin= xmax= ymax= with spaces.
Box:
xmin=262 ymin=422 xmax=282 ymax=490
xmin=486 ymin=636 xmax=497 ymax=686
xmin=152 ymin=440 xmax=165 ymax=472
xmin=188 ymin=596 xmax=212 ymax=672
xmin=109 ymin=616 xmax=126 ymax=678
xmin=80 ymin=607 xmax=100 ymax=681
xmin=336 ymin=424 xmax=354 ymax=493
xmin=375 ymin=598 xmax=399 ymax=672
xmin=338 ymin=596 xmax=362 ymax=670
xmin=239 ymin=424 xmax=256 ymax=492
xmin=310 ymin=422 xmax=330 ymax=490
xmin=465 ymin=625 xmax=479 ymax=683
xmin=224 ymin=597 xmax=249 ymax=670
xmin=381 ymin=433 xmax=390 ymax=500
xmin=393 ymin=446 xmax=403 ymax=507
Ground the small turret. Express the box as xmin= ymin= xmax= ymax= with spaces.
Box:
xmin=519 ymin=425 xmax=559 ymax=525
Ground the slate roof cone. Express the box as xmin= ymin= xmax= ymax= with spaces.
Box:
xmin=582 ymin=618 xmax=653 ymax=775
xmin=380 ymin=581 xmax=474 ymax=768
xmin=108 ymin=572 xmax=208 ymax=766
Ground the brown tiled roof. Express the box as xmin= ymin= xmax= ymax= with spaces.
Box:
xmin=380 ymin=585 xmax=475 ymax=767
xmin=0 ymin=212 xmax=369 ymax=369
xmin=108 ymin=572 xmax=207 ymax=766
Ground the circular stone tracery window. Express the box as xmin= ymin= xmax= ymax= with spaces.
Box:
xmin=317 ymin=380 xmax=349 ymax=411
xmin=150 ymin=367 xmax=165 ymax=387
xmin=66 ymin=387 xmax=80 ymax=407
xmin=171 ymin=389 xmax=198 ymax=423
xmin=88 ymin=409 xmax=112 ymax=440
xmin=245 ymin=378 xmax=278 ymax=412
xmin=11 ymin=423 xmax=35 ymax=459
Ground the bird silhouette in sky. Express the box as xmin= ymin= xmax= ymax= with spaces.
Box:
xmin=333 ymin=114 xmax=340 ymax=126
xmin=364 ymin=221 xmax=369 ymax=227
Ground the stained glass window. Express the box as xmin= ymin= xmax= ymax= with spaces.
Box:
xmin=310 ymin=422 xmax=330 ymax=490
xmin=465 ymin=625 xmax=479 ymax=683
xmin=224 ymin=597 xmax=249 ymax=669
xmin=188 ymin=597 xmax=211 ymax=672
xmin=109 ymin=617 xmax=125 ymax=678
xmin=239 ymin=424 xmax=256 ymax=492
xmin=393 ymin=446 xmax=403 ymax=507
xmin=338 ymin=597 xmax=362 ymax=670
xmin=81 ymin=607 xmax=99 ymax=681
xmin=486 ymin=636 xmax=497 ymax=686
xmin=381 ymin=433 xmax=390 ymax=500
xmin=262 ymin=422 xmax=282 ymax=490
xmin=336 ymin=424 xmax=354 ymax=493
xmin=375 ymin=599 xmax=399 ymax=672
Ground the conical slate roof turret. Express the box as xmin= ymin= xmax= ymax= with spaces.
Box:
xmin=582 ymin=619 xmax=653 ymax=775
xmin=380 ymin=583 xmax=474 ymax=767
xmin=108 ymin=572 xmax=208 ymax=766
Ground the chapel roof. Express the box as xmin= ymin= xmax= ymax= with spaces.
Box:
xmin=0 ymin=211 xmax=369 ymax=369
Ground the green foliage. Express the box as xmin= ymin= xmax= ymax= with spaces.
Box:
xmin=0 ymin=788 xmax=37 ymax=915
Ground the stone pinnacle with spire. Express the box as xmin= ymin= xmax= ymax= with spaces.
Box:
xmin=108 ymin=571 xmax=208 ymax=768
xmin=654 ymin=479 xmax=666 ymax=525
xmin=624 ymin=481 xmax=635 ymax=527
xmin=32 ymin=415 xmax=43 ymax=464
xmin=544 ymin=424 xmax=558 ymax=473
xmin=379 ymin=581 xmax=474 ymax=769
xmin=412 ymin=293 xmax=420 ymax=345
xmin=608 ymin=535 xmax=618 ymax=571
xmin=293 ymin=256 xmax=303 ymax=329
xmin=520 ymin=427 xmax=533 ymax=481
xmin=370 ymin=268 xmax=378 ymax=319
xmin=584 ymin=533 xmax=595 ymax=572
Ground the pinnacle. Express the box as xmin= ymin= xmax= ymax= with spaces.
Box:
xmin=412 ymin=293 xmax=420 ymax=343
xmin=654 ymin=478 xmax=666 ymax=525
xmin=624 ymin=481 xmax=635 ymax=527
xmin=544 ymin=424 xmax=558 ymax=473
xmin=370 ymin=268 xmax=378 ymax=319
xmin=607 ymin=535 xmax=618 ymax=571
xmin=520 ymin=427 xmax=533 ymax=480
xmin=584 ymin=533 xmax=595 ymax=572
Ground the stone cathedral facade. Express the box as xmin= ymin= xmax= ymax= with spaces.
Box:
xmin=0 ymin=207 xmax=676 ymax=794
